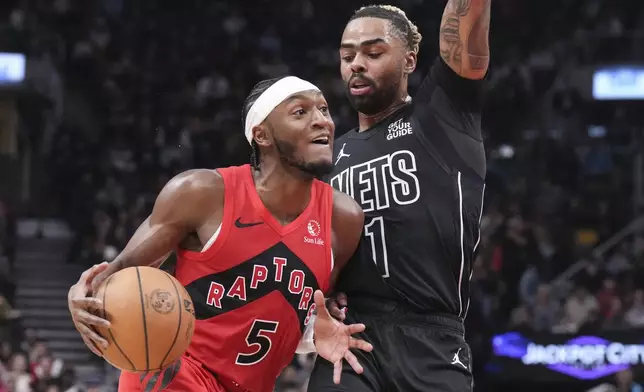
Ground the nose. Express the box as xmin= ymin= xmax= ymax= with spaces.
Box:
xmin=349 ymin=55 xmax=367 ymax=74
xmin=311 ymin=108 xmax=334 ymax=131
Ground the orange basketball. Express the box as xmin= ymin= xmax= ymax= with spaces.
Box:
xmin=93 ymin=266 xmax=196 ymax=372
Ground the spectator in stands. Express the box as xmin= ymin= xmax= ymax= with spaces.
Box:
xmin=614 ymin=368 xmax=643 ymax=392
xmin=20 ymin=329 xmax=37 ymax=355
xmin=470 ymin=254 xmax=499 ymax=322
xmin=44 ymin=382 xmax=62 ymax=392
xmin=578 ymin=259 xmax=604 ymax=293
xmin=60 ymin=369 xmax=81 ymax=392
xmin=597 ymin=278 xmax=618 ymax=318
xmin=34 ymin=354 xmax=64 ymax=386
xmin=603 ymin=296 xmax=625 ymax=329
xmin=530 ymin=283 xmax=560 ymax=332
xmin=29 ymin=339 xmax=49 ymax=369
xmin=7 ymin=352 xmax=31 ymax=392
xmin=0 ymin=342 xmax=12 ymax=365
xmin=606 ymin=243 xmax=632 ymax=276
xmin=518 ymin=263 xmax=540 ymax=305
xmin=624 ymin=289 xmax=644 ymax=327
xmin=509 ymin=304 xmax=531 ymax=331
xmin=560 ymin=284 xmax=599 ymax=332
xmin=498 ymin=213 xmax=543 ymax=316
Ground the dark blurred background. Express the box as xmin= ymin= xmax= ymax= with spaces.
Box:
xmin=1 ymin=0 xmax=644 ymax=391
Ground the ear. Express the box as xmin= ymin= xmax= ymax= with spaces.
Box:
xmin=404 ymin=50 xmax=417 ymax=75
xmin=253 ymin=124 xmax=271 ymax=148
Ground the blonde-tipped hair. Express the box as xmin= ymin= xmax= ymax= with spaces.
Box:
xmin=353 ymin=4 xmax=423 ymax=54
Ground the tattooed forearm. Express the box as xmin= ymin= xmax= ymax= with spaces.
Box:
xmin=439 ymin=14 xmax=463 ymax=66
xmin=439 ymin=0 xmax=472 ymax=69
xmin=439 ymin=0 xmax=491 ymax=77
xmin=466 ymin=0 xmax=490 ymax=71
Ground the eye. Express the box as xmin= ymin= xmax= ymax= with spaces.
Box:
xmin=293 ymin=109 xmax=306 ymax=116
xmin=368 ymin=52 xmax=382 ymax=59
xmin=319 ymin=106 xmax=329 ymax=114
xmin=341 ymin=55 xmax=355 ymax=63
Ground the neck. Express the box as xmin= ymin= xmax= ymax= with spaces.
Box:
xmin=253 ymin=160 xmax=313 ymax=224
xmin=358 ymin=92 xmax=410 ymax=132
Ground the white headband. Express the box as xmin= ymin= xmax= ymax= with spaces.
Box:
xmin=244 ymin=76 xmax=321 ymax=145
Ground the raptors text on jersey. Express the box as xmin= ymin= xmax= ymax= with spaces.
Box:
xmin=174 ymin=165 xmax=333 ymax=392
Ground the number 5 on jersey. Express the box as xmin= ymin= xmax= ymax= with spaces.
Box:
xmin=364 ymin=216 xmax=390 ymax=278
xmin=235 ymin=319 xmax=279 ymax=366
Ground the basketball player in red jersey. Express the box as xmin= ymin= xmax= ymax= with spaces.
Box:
xmin=67 ymin=76 xmax=373 ymax=392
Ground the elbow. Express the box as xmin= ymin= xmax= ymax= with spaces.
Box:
xmin=463 ymin=50 xmax=490 ymax=80
xmin=461 ymin=68 xmax=487 ymax=81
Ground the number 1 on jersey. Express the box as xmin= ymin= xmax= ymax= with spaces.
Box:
xmin=235 ymin=319 xmax=279 ymax=366
xmin=364 ymin=216 xmax=390 ymax=278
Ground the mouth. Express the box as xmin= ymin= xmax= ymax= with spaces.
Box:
xmin=311 ymin=135 xmax=330 ymax=145
xmin=349 ymin=79 xmax=373 ymax=96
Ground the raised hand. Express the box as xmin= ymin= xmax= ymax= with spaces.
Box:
xmin=312 ymin=290 xmax=373 ymax=384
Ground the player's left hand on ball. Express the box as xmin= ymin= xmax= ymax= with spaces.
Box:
xmin=69 ymin=262 xmax=111 ymax=357
xmin=312 ymin=290 xmax=373 ymax=384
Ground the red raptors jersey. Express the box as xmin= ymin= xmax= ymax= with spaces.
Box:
xmin=174 ymin=165 xmax=333 ymax=392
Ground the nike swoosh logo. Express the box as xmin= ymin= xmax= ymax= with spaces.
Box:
xmin=234 ymin=218 xmax=263 ymax=228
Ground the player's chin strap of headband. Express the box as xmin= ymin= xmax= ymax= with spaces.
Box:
xmin=244 ymin=76 xmax=321 ymax=145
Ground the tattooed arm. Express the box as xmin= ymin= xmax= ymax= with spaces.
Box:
xmin=439 ymin=0 xmax=491 ymax=80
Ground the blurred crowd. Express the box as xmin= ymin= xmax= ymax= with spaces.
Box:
xmin=2 ymin=0 xmax=644 ymax=390
xmin=0 ymin=200 xmax=15 ymax=305
xmin=1 ymin=199 xmax=78 ymax=391
xmin=0 ymin=332 xmax=81 ymax=392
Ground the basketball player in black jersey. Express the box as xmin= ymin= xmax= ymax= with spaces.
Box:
xmin=307 ymin=3 xmax=490 ymax=392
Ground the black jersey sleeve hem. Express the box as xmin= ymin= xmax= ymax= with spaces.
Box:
xmin=417 ymin=57 xmax=486 ymax=115
xmin=413 ymin=57 xmax=485 ymax=143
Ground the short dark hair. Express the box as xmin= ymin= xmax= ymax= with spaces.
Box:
xmin=242 ymin=77 xmax=282 ymax=171
xmin=349 ymin=5 xmax=422 ymax=54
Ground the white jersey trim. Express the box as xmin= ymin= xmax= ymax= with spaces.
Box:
xmin=457 ymin=172 xmax=465 ymax=318
xmin=201 ymin=223 xmax=222 ymax=253
xmin=464 ymin=183 xmax=486 ymax=319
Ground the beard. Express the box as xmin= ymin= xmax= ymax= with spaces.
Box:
xmin=346 ymin=73 xmax=401 ymax=115
xmin=274 ymin=137 xmax=333 ymax=179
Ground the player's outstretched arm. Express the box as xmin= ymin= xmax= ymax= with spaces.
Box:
xmin=67 ymin=169 xmax=224 ymax=356
xmin=439 ymin=0 xmax=491 ymax=80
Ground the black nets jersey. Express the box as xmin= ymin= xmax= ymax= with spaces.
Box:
xmin=328 ymin=58 xmax=486 ymax=318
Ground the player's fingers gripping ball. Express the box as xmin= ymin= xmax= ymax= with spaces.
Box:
xmin=93 ymin=266 xmax=196 ymax=372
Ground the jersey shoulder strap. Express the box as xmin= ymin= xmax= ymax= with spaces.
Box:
xmin=176 ymin=165 xmax=246 ymax=262
xmin=216 ymin=164 xmax=248 ymax=198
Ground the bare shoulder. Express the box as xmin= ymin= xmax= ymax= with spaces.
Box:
xmin=332 ymin=188 xmax=363 ymax=224
xmin=163 ymin=169 xmax=224 ymax=195
xmin=152 ymin=169 xmax=225 ymax=224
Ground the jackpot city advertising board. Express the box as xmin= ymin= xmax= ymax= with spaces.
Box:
xmin=487 ymin=329 xmax=644 ymax=383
